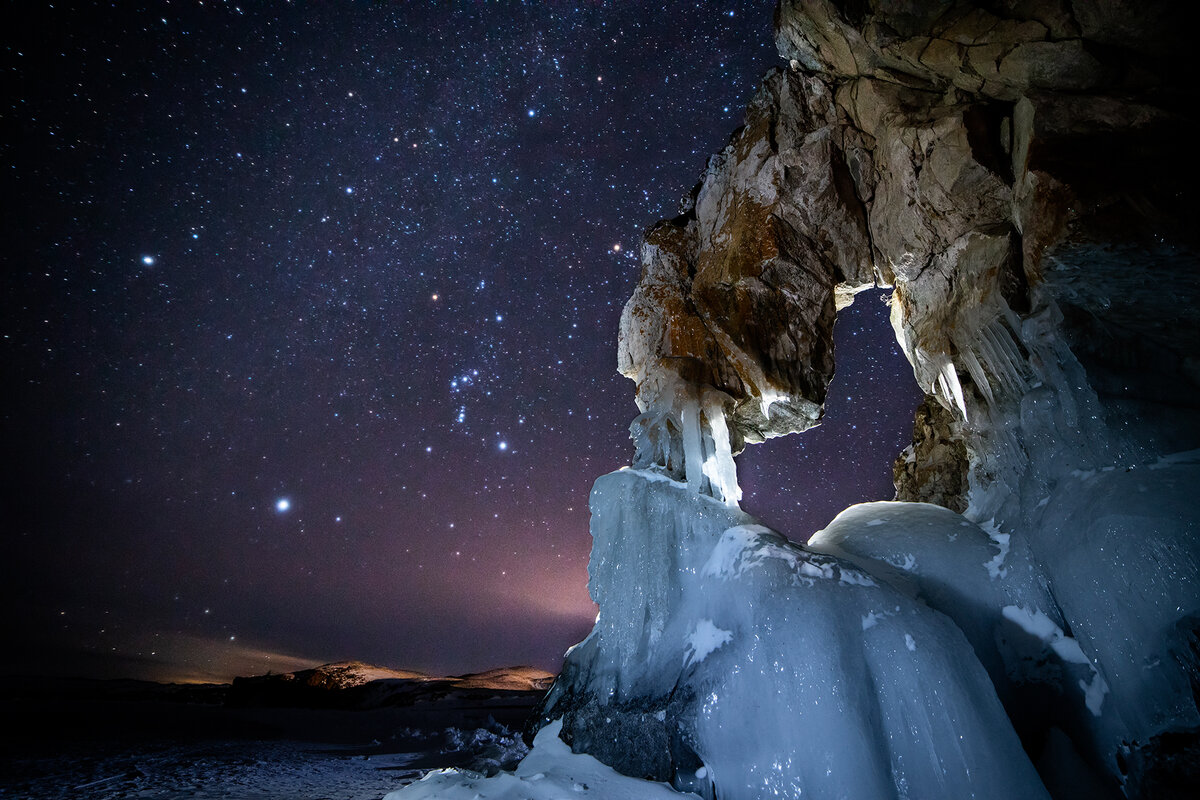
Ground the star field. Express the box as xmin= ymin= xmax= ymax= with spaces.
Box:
xmin=2 ymin=2 xmax=921 ymax=683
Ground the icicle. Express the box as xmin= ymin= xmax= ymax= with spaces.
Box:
xmin=984 ymin=322 xmax=1028 ymax=394
xmin=938 ymin=359 xmax=969 ymax=421
xmin=979 ymin=324 xmax=1023 ymax=398
xmin=959 ymin=346 xmax=995 ymax=408
xmin=702 ymin=391 xmax=741 ymax=507
xmin=975 ymin=329 xmax=1012 ymax=397
xmin=680 ymin=391 xmax=706 ymax=496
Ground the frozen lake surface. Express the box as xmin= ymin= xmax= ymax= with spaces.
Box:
xmin=1 ymin=676 xmax=541 ymax=800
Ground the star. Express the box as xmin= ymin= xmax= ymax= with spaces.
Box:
xmin=8 ymin=0 xmax=896 ymax=687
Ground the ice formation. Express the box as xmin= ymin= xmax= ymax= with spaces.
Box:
xmin=629 ymin=376 xmax=742 ymax=506
xmin=395 ymin=1 xmax=1199 ymax=797
xmin=805 ymin=448 xmax=1200 ymax=791
xmin=534 ymin=470 xmax=1050 ymax=800
xmin=385 ymin=719 xmax=694 ymax=800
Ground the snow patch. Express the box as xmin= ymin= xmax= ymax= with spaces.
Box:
xmin=385 ymin=720 xmax=697 ymax=799
xmin=684 ymin=619 xmax=733 ymax=667
xmin=979 ymin=518 xmax=1010 ymax=579
xmin=1002 ymin=605 xmax=1109 ymax=716
xmin=861 ymin=608 xmax=895 ymax=630
xmin=702 ymin=525 xmax=771 ymax=578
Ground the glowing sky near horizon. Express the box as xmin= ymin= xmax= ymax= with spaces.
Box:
xmin=2 ymin=2 xmax=921 ymax=683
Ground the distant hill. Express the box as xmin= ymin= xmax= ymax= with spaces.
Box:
xmin=228 ymin=660 xmax=555 ymax=709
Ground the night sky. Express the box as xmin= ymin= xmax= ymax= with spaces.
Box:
xmin=2 ymin=2 xmax=922 ymax=684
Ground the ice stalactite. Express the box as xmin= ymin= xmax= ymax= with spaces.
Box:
xmin=630 ymin=377 xmax=741 ymax=507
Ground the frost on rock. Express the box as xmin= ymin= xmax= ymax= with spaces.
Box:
xmin=533 ymin=470 xmax=1049 ymax=800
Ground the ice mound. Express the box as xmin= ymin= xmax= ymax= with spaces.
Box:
xmin=1030 ymin=453 xmax=1200 ymax=775
xmin=808 ymin=502 xmax=1066 ymax=716
xmin=532 ymin=469 xmax=1049 ymax=800
xmin=808 ymin=461 xmax=1200 ymax=787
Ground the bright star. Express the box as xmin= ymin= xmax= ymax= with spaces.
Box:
xmin=275 ymin=498 xmax=291 ymax=512
xmin=498 ymin=441 xmax=508 ymax=451
xmin=527 ymin=109 xmax=536 ymax=117
xmin=345 ymin=186 xmax=354 ymax=194
xmin=142 ymin=255 xmax=155 ymax=265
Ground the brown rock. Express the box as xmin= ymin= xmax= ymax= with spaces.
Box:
xmin=893 ymin=395 xmax=969 ymax=512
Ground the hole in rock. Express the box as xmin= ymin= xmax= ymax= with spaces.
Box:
xmin=735 ymin=288 xmax=924 ymax=539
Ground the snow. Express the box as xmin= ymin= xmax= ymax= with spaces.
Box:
xmin=1001 ymin=605 xmax=1109 ymax=716
xmin=384 ymin=720 xmax=698 ymax=800
xmin=700 ymin=524 xmax=771 ymax=578
xmin=683 ymin=619 xmax=733 ymax=666
xmin=978 ymin=518 xmax=1010 ymax=579
xmin=11 ymin=739 xmax=424 ymax=800
xmin=8 ymin=712 xmax=538 ymax=800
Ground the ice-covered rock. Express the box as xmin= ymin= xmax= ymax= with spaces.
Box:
xmin=808 ymin=478 xmax=1200 ymax=793
xmin=384 ymin=719 xmax=697 ymax=800
xmin=808 ymin=503 xmax=1103 ymax=759
xmin=416 ymin=2 xmax=1200 ymax=797
xmin=809 ymin=500 xmax=1062 ymax=707
xmin=604 ymin=3 xmax=1200 ymax=790
xmin=533 ymin=469 xmax=1049 ymax=800
xmin=1029 ymin=452 xmax=1200 ymax=781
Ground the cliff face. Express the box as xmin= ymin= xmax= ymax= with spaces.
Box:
xmin=620 ymin=0 xmax=1200 ymax=526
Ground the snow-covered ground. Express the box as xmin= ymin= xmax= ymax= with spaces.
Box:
xmin=386 ymin=720 xmax=697 ymax=800
xmin=4 ymin=738 xmax=424 ymax=800
xmin=1 ymin=675 xmax=540 ymax=800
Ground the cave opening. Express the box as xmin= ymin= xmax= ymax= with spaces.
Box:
xmin=735 ymin=287 xmax=924 ymax=538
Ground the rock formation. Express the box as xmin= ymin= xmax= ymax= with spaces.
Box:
xmin=622 ymin=0 xmax=1200 ymax=528
xmin=402 ymin=3 xmax=1200 ymax=798
xmin=546 ymin=2 xmax=1200 ymax=798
